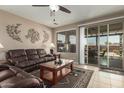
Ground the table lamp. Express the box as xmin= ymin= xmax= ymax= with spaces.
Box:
xmin=50 ymin=43 xmax=55 ymax=54
xmin=0 ymin=43 xmax=4 ymax=49
xmin=0 ymin=43 xmax=5 ymax=63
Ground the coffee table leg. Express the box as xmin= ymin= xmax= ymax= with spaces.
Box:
xmin=53 ymin=70 xmax=57 ymax=85
xmin=70 ymin=63 xmax=73 ymax=71
xmin=40 ymin=67 xmax=44 ymax=79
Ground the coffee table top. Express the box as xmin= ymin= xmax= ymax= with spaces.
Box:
xmin=40 ymin=59 xmax=74 ymax=69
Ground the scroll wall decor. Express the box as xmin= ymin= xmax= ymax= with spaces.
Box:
xmin=42 ymin=30 xmax=49 ymax=43
xmin=6 ymin=24 xmax=22 ymax=42
xmin=25 ymin=28 xmax=40 ymax=43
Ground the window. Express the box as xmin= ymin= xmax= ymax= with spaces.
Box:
xmin=57 ymin=30 xmax=76 ymax=53
xmin=87 ymin=37 xmax=96 ymax=46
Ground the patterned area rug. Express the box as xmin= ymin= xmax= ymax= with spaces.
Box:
xmin=31 ymin=68 xmax=93 ymax=88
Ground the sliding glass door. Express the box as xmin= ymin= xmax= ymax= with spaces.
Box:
xmin=83 ymin=22 xmax=123 ymax=70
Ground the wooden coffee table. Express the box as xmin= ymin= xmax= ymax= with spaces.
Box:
xmin=40 ymin=59 xmax=74 ymax=85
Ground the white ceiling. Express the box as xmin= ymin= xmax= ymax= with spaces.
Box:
xmin=0 ymin=5 xmax=124 ymax=28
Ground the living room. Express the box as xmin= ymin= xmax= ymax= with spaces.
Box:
xmin=0 ymin=0 xmax=124 ymax=91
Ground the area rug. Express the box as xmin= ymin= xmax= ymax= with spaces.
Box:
xmin=31 ymin=68 xmax=93 ymax=88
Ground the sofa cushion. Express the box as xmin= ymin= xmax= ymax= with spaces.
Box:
xmin=35 ymin=58 xmax=46 ymax=63
xmin=31 ymin=59 xmax=42 ymax=64
xmin=26 ymin=49 xmax=37 ymax=55
xmin=26 ymin=49 xmax=39 ymax=60
xmin=39 ymin=58 xmax=46 ymax=63
xmin=7 ymin=49 xmax=28 ymax=65
xmin=27 ymin=55 xmax=39 ymax=60
xmin=15 ymin=60 xmax=35 ymax=68
xmin=9 ymin=49 xmax=26 ymax=58
xmin=11 ymin=56 xmax=28 ymax=64
xmin=37 ymin=49 xmax=47 ymax=58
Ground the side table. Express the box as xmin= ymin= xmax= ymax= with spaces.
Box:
xmin=0 ymin=60 xmax=8 ymax=64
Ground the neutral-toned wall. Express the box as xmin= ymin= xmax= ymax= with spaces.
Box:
xmin=0 ymin=10 xmax=52 ymax=60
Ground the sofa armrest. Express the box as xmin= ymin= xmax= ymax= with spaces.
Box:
xmin=0 ymin=64 xmax=10 ymax=71
xmin=10 ymin=66 xmax=43 ymax=82
xmin=3 ymin=78 xmax=42 ymax=88
xmin=7 ymin=59 xmax=19 ymax=65
xmin=45 ymin=54 xmax=54 ymax=57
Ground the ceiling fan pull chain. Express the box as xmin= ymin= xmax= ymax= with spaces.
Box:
xmin=53 ymin=11 xmax=55 ymax=17
xmin=50 ymin=10 xmax=52 ymax=17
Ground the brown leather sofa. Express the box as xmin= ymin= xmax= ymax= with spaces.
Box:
xmin=6 ymin=49 xmax=55 ymax=72
xmin=0 ymin=64 xmax=43 ymax=88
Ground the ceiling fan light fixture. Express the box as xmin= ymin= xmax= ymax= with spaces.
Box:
xmin=49 ymin=5 xmax=59 ymax=12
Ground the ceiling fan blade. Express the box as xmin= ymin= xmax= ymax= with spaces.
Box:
xmin=59 ymin=6 xmax=71 ymax=14
xmin=32 ymin=5 xmax=49 ymax=7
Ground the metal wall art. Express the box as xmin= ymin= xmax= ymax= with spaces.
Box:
xmin=6 ymin=24 xmax=22 ymax=42
xmin=25 ymin=28 xmax=40 ymax=43
xmin=42 ymin=30 xmax=49 ymax=43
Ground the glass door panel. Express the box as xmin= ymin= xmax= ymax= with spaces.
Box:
xmin=108 ymin=34 xmax=123 ymax=69
xmin=99 ymin=25 xmax=108 ymax=67
xmin=108 ymin=22 xmax=123 ymax=69
xmin=87 ymin=27 xmax=98 ymax=65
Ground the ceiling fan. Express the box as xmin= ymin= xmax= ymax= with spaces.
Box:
xmin=32 ymin=5 xmax=71 ymax=14
xmin=32 ymin=5 xmax=71 ymax=25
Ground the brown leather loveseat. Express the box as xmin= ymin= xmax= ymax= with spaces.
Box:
xmin=6 ymin=49 xmax=55 ymax=72
xmin=0 ymin=64 xmax=43 ymax=88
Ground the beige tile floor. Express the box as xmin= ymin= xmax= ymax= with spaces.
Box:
xmin=74 ymin=64 xmax=124 ymax=88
